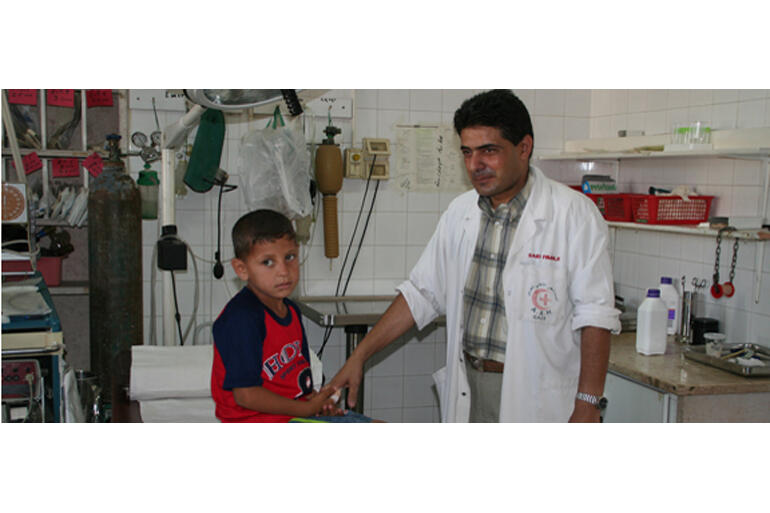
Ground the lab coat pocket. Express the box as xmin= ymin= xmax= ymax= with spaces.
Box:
xmin=514 ymin=265 xmax=569 ymax=325
xmin=432 ymin=366 xmax=447 ymax=416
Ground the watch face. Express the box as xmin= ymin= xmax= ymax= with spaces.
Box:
xmin=598 ymin=397 xmax=608 ymax=410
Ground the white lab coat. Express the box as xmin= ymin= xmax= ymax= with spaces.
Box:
xmin=397 ymin=165 xmax=621 ymax=422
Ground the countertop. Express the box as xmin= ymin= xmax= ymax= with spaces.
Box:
xmin=609 ymin=332 xmax=770 ymax=396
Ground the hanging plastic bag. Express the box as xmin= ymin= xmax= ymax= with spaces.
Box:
xmin=238 ymin=107 xmax=312 ymax=219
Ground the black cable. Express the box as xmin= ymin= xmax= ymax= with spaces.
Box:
xmin=334 ymin=154 xmax=377 ymax=297
xmin=317 ymin=155 xmax=379 ymax=358
xmin=170 ymin=270 xmax=185 ymax=345
xmin=342 ymin=179 xmax=380 ymax=295
xmin=205 ymin=176 xmax=237 ymax=279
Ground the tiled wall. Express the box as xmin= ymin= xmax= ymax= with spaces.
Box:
xmin=129 ymin=89 xmax=770 ymax=422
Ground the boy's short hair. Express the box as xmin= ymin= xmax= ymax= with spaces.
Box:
xmin=232 ymin=209 xmax=296 ymax=259
xmin=453 ymin=89 xmax=534 ymax=153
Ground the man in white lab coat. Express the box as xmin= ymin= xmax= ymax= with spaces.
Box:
xmin=329 ymin=89 xmax=621 ymax=422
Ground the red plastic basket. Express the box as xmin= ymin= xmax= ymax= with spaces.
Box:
xmin=630 ymin=194 xmax=714 ymax=225
xmin=586 ymin=193 xmax=633 ymax=222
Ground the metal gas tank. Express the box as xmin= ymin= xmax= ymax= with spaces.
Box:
xmin=87 ymin=134 xmax=143 ymax=411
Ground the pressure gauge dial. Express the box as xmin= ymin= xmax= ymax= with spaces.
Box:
xmin=150 ymin=131 xmax=162 ymax=146
xmin=131 ymin=131 xmax=148 ymax=148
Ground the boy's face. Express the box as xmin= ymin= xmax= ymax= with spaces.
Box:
xmin=232 ymin=235 xmax=300 ymax=309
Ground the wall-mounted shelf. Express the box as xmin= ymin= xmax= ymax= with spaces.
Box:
xmin=607 ymin=222 xmax=770 ymax=241
xmin=537 ymin=148 xmax=770 ymax=161
xmin=535 ymin=127 xmax=770 ymax=163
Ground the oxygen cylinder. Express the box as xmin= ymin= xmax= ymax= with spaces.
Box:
xmin=88 ymin=134 xmax=143 ymax=410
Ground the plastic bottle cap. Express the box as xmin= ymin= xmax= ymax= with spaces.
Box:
xmin=660 ymin=277 xmax=672 ymax=284
xmin=647 ymin=289 xmax=661 ymax=298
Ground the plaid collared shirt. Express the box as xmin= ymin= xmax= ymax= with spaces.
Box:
xmin=462 ymin=170 xmax=533 ymax=363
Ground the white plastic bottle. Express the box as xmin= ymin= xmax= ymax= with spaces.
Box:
xmin=658 ymin=276 xmax=680 ymax=336
xmin=636 ymin=288 xmax=668 ymax=355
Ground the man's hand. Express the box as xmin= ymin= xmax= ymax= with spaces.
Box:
xmin=328 ymin=354 xmax=365 ymax=410
xmin=568 ymin=400 xmax=601 ymax=423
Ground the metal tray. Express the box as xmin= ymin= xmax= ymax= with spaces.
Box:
xmin=683 ymin=343 xmax=770 ymax=377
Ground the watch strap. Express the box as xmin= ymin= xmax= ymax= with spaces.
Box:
xmin=575 ymin=392 xmax=606 ymax=409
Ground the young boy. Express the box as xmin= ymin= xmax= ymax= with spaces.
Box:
xmin=210 ymin=209 xmax=340 ymax=422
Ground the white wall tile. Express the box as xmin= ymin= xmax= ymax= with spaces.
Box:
xmin=667 ymin=89 xmax=689 ymax=109
xmin=406 ymin=212 xmax=439 ymax=246
xmin=707 ymin=158 xmax=733 ymax=186
xmin=644 ymin=110 xmax=667 ymax=135
xmin=627 ymin=90 xmax=648 ymax=113
xmin=739 ymin=90 xmax=766 ymax=101
xmin=378 ymin=89 xmax=410 ymax=110
xmin=710 ymin=102 xmax=738 ymax=130
xmin=354 ymin=108 xmax=378 ymax=141
xmin=410 ymin=89 xmax=444 ymax=112
xmin=533 ymin=116 xmax=564 ymax=150
xmin=590 ymin=90 xmax=613 ymax=117
xmin=403 ymin=375 xmax=437 ymax=408
xmin=369 ymin=376 xmax=404 ymax=409
xmin=565 ymin=90 xmax=591 ymax=117
xmin=442 ymin=90 xmax=475 ymax=114
xmin=732 ymin=160 xmax=761 ymax=186
xmin=689 ymin=89 xmax=713 ymax=106
xmin=407 ymin=191 xmax=440 ymax=213
xmin=377 ymin=109 xmax=409 ymax=141
xmin=374 ymin=212 xmax=407 ymax=245
xmin=712 ymin=90 xmax=740 ymax=104
xmin=404 ymin=342 xmax=436 ymax=376
xmin=373 ymin=246 xmax=406 ymax=279
xmin=737 ymin=99 xmax=766 ymax=128
xmin=564 ymin=117 xmax=590 ymax=142
xmin=354 ymin=89 xmax=378 ymax=109
xmin=647 ymin=90 xmax=669 ymax=111
xmin=534 ymin=89 xmax=565 ymax=117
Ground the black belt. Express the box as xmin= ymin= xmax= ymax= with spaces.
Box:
xmin=464 ymin=351 xmax=504 ymax=373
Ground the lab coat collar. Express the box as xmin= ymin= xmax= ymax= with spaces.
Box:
xmin=461 ymin=164 xmax=554 ymax=242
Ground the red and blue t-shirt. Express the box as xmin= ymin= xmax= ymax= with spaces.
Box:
xmin=211 ymin=288 xmax=313 ymax=422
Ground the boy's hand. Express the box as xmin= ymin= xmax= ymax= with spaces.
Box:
xmin=302 ymin=387 xmax=341 ymax=417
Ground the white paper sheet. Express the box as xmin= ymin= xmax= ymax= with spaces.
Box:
xmin=139 ymin=397 xmax=217 ymax=423
xmin=130 ymin=345 xmax=213 ymax=401
xmin=394 ymin=124 xmax=471 ymax=193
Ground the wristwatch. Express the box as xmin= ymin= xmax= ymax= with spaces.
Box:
xmin=575 ymin=392 xmax=608 ymax=410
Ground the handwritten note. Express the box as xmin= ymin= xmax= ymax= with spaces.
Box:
xmin=86 ymin=90 xmax=113 ymax=107
xmin=22 ymin=153 xmax=43 ymax=174
xmin=7 ymin=90 xmax=38 ymax=105
xmin=47 ymin=89 xmax=75 ymax=107
xmin=394 ymin=124 xmax=470 ymax=193
xmin=52 ymin=158 xmax=80 ymax=178
xmin=10 ymin=153 xmax=43 ymax=174
xmin=83 ymin=152 xmax=103 ymax=177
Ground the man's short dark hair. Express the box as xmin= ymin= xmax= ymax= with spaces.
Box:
xmin=232 ymin=209 xmax=296 ymax=259
xmin=453 ymin=89 xmax=534 ymax=152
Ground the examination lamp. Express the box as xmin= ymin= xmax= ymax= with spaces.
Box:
xmin=157 ymin=89 xmax=317 ymax=346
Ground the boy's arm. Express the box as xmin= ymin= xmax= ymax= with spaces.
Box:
xmin=233 ymin=385 xmax=337 ymax=418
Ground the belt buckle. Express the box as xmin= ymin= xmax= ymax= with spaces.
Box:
xmin=466 ymin=352 xmax=484 ymax=372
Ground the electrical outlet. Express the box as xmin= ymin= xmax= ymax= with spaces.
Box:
xmin=344 ymin=148 xmax=365 ymax=178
